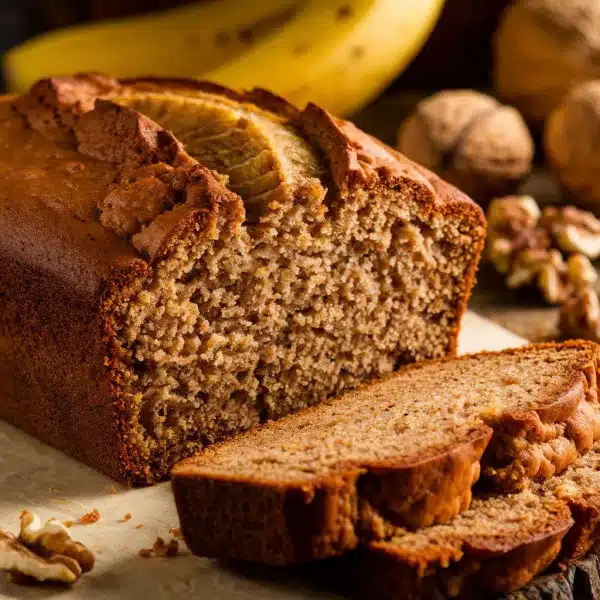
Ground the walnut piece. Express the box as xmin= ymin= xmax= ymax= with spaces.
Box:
xmin=567 ymin=254 xmax=599 ymax=288
xmin=486 ymin=195 xmax=600 ymax=306
xmin=397 ymin=90 xmax=533 ymax=203
xmin=541 ymin=206 xmax=600 ymax=258
xmin=0 ymin=511 xmax=95 ymax=585
xmin=19 ymin=511 xmax=95 ymax=573
xmin=0 ymin=531 xmax=81 ymax=584
xmin=560 ymin=286 xmax=600 ymax=342
xmin=487 ymin=195 xmax=550 ymax=274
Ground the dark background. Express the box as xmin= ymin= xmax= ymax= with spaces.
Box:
xmin=0 ymin=0 xmax=513 ymax=93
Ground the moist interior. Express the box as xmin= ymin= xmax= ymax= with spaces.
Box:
xmin=110 ymin=90 xmax=482 ymax=481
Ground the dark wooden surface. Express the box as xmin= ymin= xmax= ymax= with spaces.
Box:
xmin=504 ymin=553 xmax=600 ymax=599
xmin=354 ymin=93 xmax=569 ymax=343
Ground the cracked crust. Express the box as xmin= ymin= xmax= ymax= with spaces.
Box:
xmin=0 ymin=74 xmax=485 ymax=483
xmin=477 ymin=342 xmax=600 ymax=491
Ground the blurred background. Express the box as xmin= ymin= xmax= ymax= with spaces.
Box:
xmin=0 ymin=0 xmax=509 ymax=94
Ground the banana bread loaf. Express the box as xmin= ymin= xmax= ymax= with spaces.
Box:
xmin=172 ymin=342 xmax=600 ymax=565
xmin=0 ymin=74 xmax=485 ymax=484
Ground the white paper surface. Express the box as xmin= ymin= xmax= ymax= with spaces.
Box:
xmin=0 ymin=311 xmax=526 ymax=599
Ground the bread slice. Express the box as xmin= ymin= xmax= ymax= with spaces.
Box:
xmin=357 ymin=492 xmax=573 ymax=599
xmin=541 ymin=443 xmax=600 ymax=564
xmin=172 ymin=341 xmax=600 ymax=565
xmin=0 ymin=74 xmax=484 ymax=484
xmin=355 ymin=440 xmax=600 ymax=600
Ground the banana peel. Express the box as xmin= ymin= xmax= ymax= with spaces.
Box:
xmin=4 ymin=0 xmax=444 ymax=117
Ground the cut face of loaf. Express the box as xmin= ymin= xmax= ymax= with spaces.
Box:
xmin=0 ymin=74 xmax=485 ymax=484
xmin=357 ymin=440 xmax=600 ymax=600
xmin=172 ymin=342 xmax=600 ymax=565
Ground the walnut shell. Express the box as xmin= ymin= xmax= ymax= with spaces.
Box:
xmin=397 ymin=90 xmax=533 ymax=204
xmin=545 ymin=80 xmax=600 ymax=215
xmin=494 ymin=0 xmax=600 ymax=124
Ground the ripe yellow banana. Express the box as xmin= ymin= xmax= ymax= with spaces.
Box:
xmin=5 ymin=0 xmax=444 ymax=117
xmin=206 ymin=0 xmax=445 ymax=116
xmin=4 ymin=0 xmax=301 ymax=92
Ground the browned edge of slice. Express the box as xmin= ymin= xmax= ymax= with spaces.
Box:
xmin=356 ymin=513 xmax=572 ymax=600
xmin=392 ymin=340 xmax=600 ymax=492
xmin=558 ymin=499 xmax=600 ymax=565
xmin=172 ymin=427 xmax=491 ymax=566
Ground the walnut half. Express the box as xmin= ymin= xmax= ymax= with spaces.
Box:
xmin=19 ymin=511 xmax=95 ymax=574
xmin=0 ymin=531 xmax=81 ymax=584
xmin=0 ymin=511 xmax=94 ymax=585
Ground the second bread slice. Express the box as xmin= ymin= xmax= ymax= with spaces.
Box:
xmin=172 ymin=341 xmax=600 ymax=565
xmin=355 ymin=441 xmax=600 ymax=599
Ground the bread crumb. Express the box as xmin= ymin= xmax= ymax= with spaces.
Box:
xmin=135 ymin=524 xmax=144 ymax=529
xmin=138 ymin=536 xmax=179 ymax=559
xmin=165 ymin=539 xmax=179 ymax=558
xmin=75 ymin=508 xmax=100 ymax=525
xmin=118 ymin=513 xmax=132 ymax=523
xmin=63 ymin=520 xmax=74 ymax=528
xmin=109 ymin=486 xmax=117 ymax=494
xmin=168 ymin=527 xmax=182 ymax=539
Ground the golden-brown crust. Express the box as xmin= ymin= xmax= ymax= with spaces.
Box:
xmin=172 ymin=425 xmax=491 ymax=565
xmin=0 ymin=187 xmax=148 ymax=481
xmin=358 ymin=517 xmax=571 ymax=599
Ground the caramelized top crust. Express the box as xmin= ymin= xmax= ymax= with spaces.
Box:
xmin=6 ymin=73 xmax=483 ymax=267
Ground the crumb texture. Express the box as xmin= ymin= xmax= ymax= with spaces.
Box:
xmin=0 ymin=75 xmax=485 ymax=483
xmin=104 ymin=82 xmax=484 ymax=482
xmin=177 ymin=343 xmax=600 ymax=490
